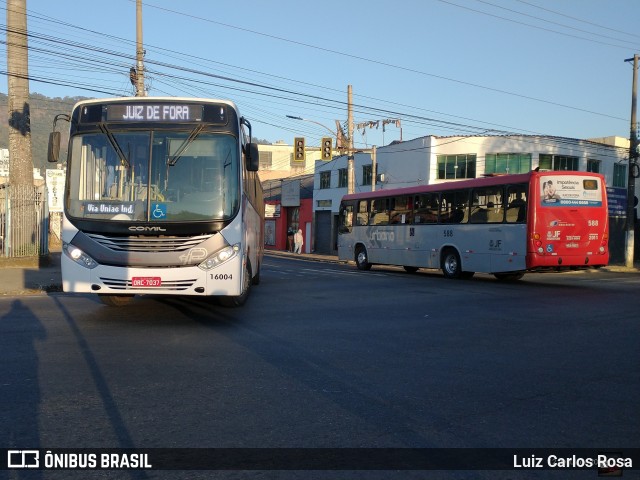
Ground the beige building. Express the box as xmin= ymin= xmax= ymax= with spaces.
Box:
xmin=257 ymin=141 xmax=323 ymax=182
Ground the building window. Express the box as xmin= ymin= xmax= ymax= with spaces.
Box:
xmin=485 ymin=153 xmax=531 ymax=174
xmin=539 ymin=154 xmax=579 ymax=171
xmin=587 ymin=159 xmax=601 ymax=173
xmin=437 ymin=154 xmax=476 ymax=179
xmin=362 ymin=165 xmax=372 ymax=186
xmin=259 ymin=151 xmax=272 ymax=169
xmin=319 ymin=171 xmax=331 ymax=189
xmin=338 ymin=168 xmax=348 ymax=188
xmin=613 ymin=164 xmax=627 ymax=188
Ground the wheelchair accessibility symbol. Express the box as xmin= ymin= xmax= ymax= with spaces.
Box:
xmin=152 ymin=203 xmax=167 ymax=219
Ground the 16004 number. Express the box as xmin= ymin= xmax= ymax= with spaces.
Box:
xmin=212 ymin=274 xmax=233 ymax=280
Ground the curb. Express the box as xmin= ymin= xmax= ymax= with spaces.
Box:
xmin=265 ymin=249 xmax=343 ymax=264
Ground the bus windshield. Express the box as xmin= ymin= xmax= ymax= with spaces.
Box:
xmin=66 ymin=130 xmax=240 ymax=222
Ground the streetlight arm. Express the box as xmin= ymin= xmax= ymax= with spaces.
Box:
xmin=286 ymin=115 xmax=336 ymax=137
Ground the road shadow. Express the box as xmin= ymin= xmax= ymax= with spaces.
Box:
xmin=0 ymin=300 xmax=46 ymax=479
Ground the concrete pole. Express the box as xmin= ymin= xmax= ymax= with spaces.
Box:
xmin=347 ymin=85 xmax=354 ymax=194
xmin=136 ymin=0 xmax=145 ymax=97
xmin=371 ymin=146 xmax=377 ymax=192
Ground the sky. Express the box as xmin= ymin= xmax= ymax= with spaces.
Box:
xmin=2 ymin=0 xmax=640 ymax=151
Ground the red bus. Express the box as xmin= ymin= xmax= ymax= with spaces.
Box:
xmin=337 ymin=170 xmax=609 ymax=280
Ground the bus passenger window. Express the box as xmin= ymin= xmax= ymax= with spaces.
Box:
xmin=356 ymin=200 xmax=368 ymax=226
xmin=414 ymin=194 xmax=438 ymax=224
xmin=339 ymin=204 xmax=354 ymax=233
xmin=506 ymin=185 xmax=527 ymax=223
xmin=390 ymin=196 xmax=412 ymax=224
xmin=369 ymin=198 xmax=389 ymax=226
xmin=470 ymin=187 xmax=503 ymax=223
xmin=441 ymin=191 xmax=468 ymax=224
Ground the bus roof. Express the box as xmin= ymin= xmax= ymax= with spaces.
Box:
xmin=341 ymin=170 xmax=604 ymax=201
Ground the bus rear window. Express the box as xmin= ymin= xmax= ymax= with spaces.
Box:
xmin=583 ymin=179 xmax=598 ymax=190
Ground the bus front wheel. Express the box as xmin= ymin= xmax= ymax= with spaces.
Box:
xmin=219 ymin=261 xmax=252 ymax=307
xmin=355 ymin=246 xmax=372 ymax=271
xmin=98 ymin=294 xmax=135 ymax=306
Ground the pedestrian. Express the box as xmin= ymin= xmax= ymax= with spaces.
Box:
xmin=294 ymin=229 xmax=304 ymax=254
xmin=287 ymin=227 xmax=294 ymax=252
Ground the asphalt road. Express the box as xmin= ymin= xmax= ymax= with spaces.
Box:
xmin=1 ymin=255 xmax=638 ymax=479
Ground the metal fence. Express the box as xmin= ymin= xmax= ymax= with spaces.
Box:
xmin=0 ymin=184 xmax=49 ymax=257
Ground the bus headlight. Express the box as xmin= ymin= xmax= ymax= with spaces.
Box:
xmin=63 ymin=242 xmax=98 ymax=269
xmin=198 ymin=243 xmax=240 ymax=271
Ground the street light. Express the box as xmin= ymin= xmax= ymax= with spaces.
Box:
xmin=286 ymin=115 xmax=337 ymax=137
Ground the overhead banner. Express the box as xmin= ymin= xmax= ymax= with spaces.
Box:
xmin=46 ymin=169 xmax=66 ymax=213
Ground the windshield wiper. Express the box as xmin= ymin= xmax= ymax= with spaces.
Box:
xmin=167 ymin=125 xmax=205 ymax=166
xmin=99 ymin=123 xmax=130 ymax=169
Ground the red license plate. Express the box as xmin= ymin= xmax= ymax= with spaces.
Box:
xmin=131 ymin=277 xmax=162 ymax=287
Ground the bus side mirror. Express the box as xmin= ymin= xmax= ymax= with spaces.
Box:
xmin=47 ymin=131 xmax=61 ymax=163
xmin=246 ymin=142 xmax=259 ymax=172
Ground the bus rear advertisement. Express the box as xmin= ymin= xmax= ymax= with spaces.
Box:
xmin=337 ymin=171 xmax=608 ymax=281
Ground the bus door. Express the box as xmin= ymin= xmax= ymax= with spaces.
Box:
xmin=499 ymin=184 xmax=528 ymax=271
xmin=470 ymin=186 xmax=516 ymax=273
xmin=413 ymin=193 xmax=440 ymax=268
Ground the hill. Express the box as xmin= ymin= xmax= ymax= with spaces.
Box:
xmin=0 ymin=92 xmax=87 ymax=171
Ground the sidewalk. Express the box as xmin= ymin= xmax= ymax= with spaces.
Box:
xmin=0 ymin=248 xmax=636 ymax=297
xmin=265 ymin=248 xmax=342 ymax=264
xmin=0 ymin=251 xmax=63 ymax=296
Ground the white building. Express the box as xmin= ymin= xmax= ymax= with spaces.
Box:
xmin=312 ymin=134 xmax=632 ymax=258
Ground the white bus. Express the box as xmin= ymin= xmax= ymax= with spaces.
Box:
xmin=48 ymin=97 xmax=264 ymax=306
xmin=337 ymin=171 xmax=609 ymax=280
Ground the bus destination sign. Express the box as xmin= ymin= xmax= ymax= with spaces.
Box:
xmin=106 ymin=104 xmax=205 ymax=122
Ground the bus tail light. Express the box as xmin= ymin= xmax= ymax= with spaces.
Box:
xmin=599 ymin=233 xmax=608 ymax=254
xmin=63 ymin=242 xmax=98 ymax=269
xmin=532 ymin=233 xmax=543 ymax=253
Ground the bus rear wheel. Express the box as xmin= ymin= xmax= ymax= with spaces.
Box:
xmin=355 ymin=246 xmax=372 ymax=271
xmin=219 ymin=261 xmax=252 ymax=307
xmin=98 ymin=294 xmax=135 ymax=306
xmin=441 ymin=249 xmax=462 ymax=279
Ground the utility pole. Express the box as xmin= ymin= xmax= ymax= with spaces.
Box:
xmin=625 ymin=54 xmax=638 ymax=268
xmin=6 ymin=0 xmax=33 ymax=185
xmin=347 ymin=85 xmax=355 ymax=194
xmin=135 ymin=0 xmax=145 ymax=97
xmin=371 ymin=146 xmax=377 ymax=192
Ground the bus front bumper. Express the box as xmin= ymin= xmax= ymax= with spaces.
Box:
xmin=61 ymin=252 xmax=244 ymax=297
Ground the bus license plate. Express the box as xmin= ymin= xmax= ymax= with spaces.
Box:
xmin=132 ymin=277 xmax=162 ymax=287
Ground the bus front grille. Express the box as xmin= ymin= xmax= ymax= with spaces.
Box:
xmin=87 ymin=233 xmax=213 ymax=253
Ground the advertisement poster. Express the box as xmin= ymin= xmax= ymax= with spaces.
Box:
xmin=540 ymin=175 xmax=603 ymax=207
